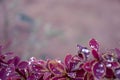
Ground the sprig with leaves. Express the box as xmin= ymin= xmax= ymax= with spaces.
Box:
xmin=0 ymin=39 xmax=120 ymax=80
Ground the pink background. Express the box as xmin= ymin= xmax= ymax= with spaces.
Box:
xmin=0 ymin=0 xmax=120 ymax=60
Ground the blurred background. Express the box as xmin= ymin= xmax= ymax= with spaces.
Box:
xmin=0 ymin=0 xmax=120 ymax=60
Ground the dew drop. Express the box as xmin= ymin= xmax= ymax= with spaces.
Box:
xmin=100 ymin=70 xmax=104 ymax=73
xmin=106 ymin=63 xmax=112 ymax=67
xmin=82 ymin=48 xmax=90 ymax=53
xmin=99 ymin=64 xmax=103 ymax=67
xmin=6 ymin=73 xmax=10 ymax=76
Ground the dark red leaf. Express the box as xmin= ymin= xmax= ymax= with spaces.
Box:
xmin=105 ymin=68 xmax=115 ymax=78
xmin=18 ymin=61 xmax=28 ymax=69
xmin=115 ymin=68 xmax=120 ymax=79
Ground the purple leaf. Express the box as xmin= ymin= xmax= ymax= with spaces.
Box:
xmin=31 ymin=62 xmax=47 ymax=73
xmin=115 ymin=68 xmax=120 ymax=79
xmin=75 ymin=69 xmax=86 ymax=78
xmin=67 ymin=72 xmax=76 ymax=78
xmin=43 ymin=72 xmax=52 ymax=80
xmin=8 ymin=56 xmax=20 ymax=66
xmin=72 ymin=55 xmax=83 ymax=63
xmin=18 ymin=61 xmax=28 ymax=69
xmin=0 ymin=65 xmax=16 ymax=80
xmin=77 ymin=45 xmax=90 ymax=60
xmin=64 ymin=54 xmax=72 ymax=69
xmin=84 ymin=73 xmax=94 ymax=80
xmin=77 ymin=54 xmax=84 ymax=61
xmin=92 ymin=49 xmax=99 ymax=60
xmin=69 ymin=61 xmax=78 ymax=71
xmin=103 ymin=54 xmax=115 ymax=62
xmin=48 ymin=60 xmax=66 ymax=76
xmin=92 ymin=62 xmax=106 ymax=79
xmin=89 ymin=38 xmax=99 ymax=51
xmin=111 ymin=62 xmax=119 ymax=68
xmin=0 ymin=68 xmax=7 ymax=80
xmin=77 ymin=44 xmax=83 ymax=51
xmin=105 ymin=61 xmax=119 ymax=68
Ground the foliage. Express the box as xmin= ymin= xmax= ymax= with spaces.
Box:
xmin=0 ymin=39 xmax=120 ymax=80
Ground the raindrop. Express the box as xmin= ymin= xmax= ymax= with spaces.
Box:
xmin=99 ymin=64 xmax=103 ymax=67
xmin=82 ymin=48 xmax=90 ymax=53
xmin=96 ymin=69 xmax=100 ymax=72
xmin=6 ymin=73 xmax=10 ymax=76
xmin=106 ymin=63 xmax=112 ymax=67
xmin=100 ymin=70 xmax=104 ymax=73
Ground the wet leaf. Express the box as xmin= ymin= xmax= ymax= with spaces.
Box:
xmin=48 ymin=60 xmax=66 ymax=76
xmin=92 ymin=62 xmax=106 ymax=79
xmin=89 ymin=39 xmax=99 ymax=51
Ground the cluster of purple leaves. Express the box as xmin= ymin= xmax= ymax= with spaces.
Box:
xmin=0 ymin=39 xmax=120 ymax=80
